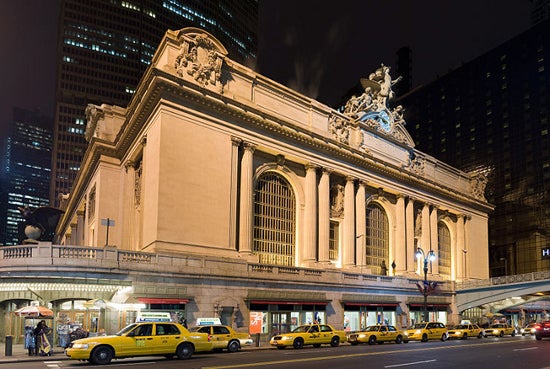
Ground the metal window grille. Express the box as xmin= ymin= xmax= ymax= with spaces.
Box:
xmin=253 ymin=173 xmax=296 ymax=266
xmin=365 ymin=204 xmax=389 ymax=274
xmin=329 ymin=221 xmax=339 ymax=261
xmin=438 ymin=222 xmax=451 ymax=277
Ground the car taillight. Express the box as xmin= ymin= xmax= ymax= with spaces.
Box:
xmin=534 ymin=324 xmax=541 ymax=329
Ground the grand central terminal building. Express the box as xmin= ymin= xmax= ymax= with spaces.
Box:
xmin=0 ymin=28 xmax=492 ymax=344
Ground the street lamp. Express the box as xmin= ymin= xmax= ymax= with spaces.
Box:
xmin=416 ymin=246 xmax=436 ymax=322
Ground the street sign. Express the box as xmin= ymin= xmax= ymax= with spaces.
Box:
xmin=101 ymin=218 xmax=115 ymax=226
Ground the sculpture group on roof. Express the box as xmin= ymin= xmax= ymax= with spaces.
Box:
xmin=342 ymin=63 xmax=403 ymax=122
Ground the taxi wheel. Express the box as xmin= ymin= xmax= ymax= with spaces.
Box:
xmin=511 ymin=331 xmax=516 ymax=337
xmin=477 ymin=332 xmax=483 ymax=339
xmin=293 ymin=338 xmax=304 ymax=349
xmin=90 ymin=346 xmax=114 ymax=365
xmin=421 ymin=334 xmax=428 ymax=342
xmin=368 ymin=336 xmax=377 ymax=345
xmin=330 ymin=336 xmax=340 ymax=347
xmin=462 ymin=333 xmax=467 ymax=340
xmin=176 ymin=342 xmax=194 ymax=359
xmin=499 ymin=331 xmax=504 ymax=337
xmin=395 ymin=335 xmax=403 ymax=344
xmin=441 ymin=333 xmax=447 ymax=341
xmin=227 ymin=340 xmax=240 ymax=353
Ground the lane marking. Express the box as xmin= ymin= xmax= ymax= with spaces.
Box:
xmin=385 ymin=359 xmax=437 ymax=368
xmin=203 ymin=340 xmax=523 ymax=368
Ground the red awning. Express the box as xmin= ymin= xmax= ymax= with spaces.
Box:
xmin=344 ymin=302 xmax=399 ymax=307
xmin=408 ymin=303 xmax=448 ymax=308
xmin=137 ymin=298 xmax=189 ymax=304
xmin=249 ymin=300 xmax=328 ymax=305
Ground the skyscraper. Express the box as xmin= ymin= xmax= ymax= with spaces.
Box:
xmin=0 ymin=108 xmax=52 ymax=245
xmin=397 ymin=19 xmax=550 ymax=276
xmin=50 ymin=0 xmax=258 ymax=206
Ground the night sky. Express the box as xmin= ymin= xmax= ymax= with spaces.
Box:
xmin=0 ymin=0 xmax=533 ymax=134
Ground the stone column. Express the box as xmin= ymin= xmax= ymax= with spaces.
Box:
xmin=394 ymin=195 xmax=406 ymax=274
xmin=343 ymin=176 xmax=355 ymax=267
xmin=405 ymin=197 xmax=415 ymax=272
xmin=355 ymin=181 xmax=366 ymax=268
xmin=304 ymin=164 xmax=318 ymax=263
xmin=123 ymin=161 xmax=136 ymax=250
xmin=457 ymin=214 xmax=466 ymax=279
xmin=238 ymin=142 xmax=256 ymax=254
xmin=75 ymin=210 xmax=85 ymax=246
xmin=318 ymin=168 xmax=331 ymax=263
xmin=229 ymin=137 xmax=242 ymax=250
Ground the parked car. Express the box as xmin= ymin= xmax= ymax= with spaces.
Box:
xmin=65 ymin=322 xmax=213 ymax=365
xmin=269 ymin=323 xmax=346 ymax=349
xmin=447 ymin=324 xmax=485 ymax=339
xmin=403 ymin=322 xmax=448 ymax=342
xmin=188 ymin=325 xmax=253 ymax=352
xmin=484 ymin=323 xmax=516 ymax=337
xmin=534 ymin=321 xmax=550 ymax=340
xmin=520 ymin=323 xmax=537 ymax=336
xmin=347 ymin=324 xmax=404 ymax=345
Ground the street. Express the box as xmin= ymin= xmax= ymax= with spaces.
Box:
xmin=4 ymin=336 xmax=550 ymax=369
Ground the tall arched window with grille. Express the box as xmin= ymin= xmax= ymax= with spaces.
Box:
xmin=366 ymin=203 xmax=389 ymax=274
xmin=438 ymin=222 xmax=451 ymax=277
xmin=253 ymin=172 xmax=296 ymax=266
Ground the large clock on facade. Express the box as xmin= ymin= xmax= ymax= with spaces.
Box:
xmin=361 ymin=109 xmax=393 ymax=133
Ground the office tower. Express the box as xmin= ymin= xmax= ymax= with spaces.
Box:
xmin=50 ymin=0 xmax=258 ymax=206
xmin=0 ymin=108 xmax=53 ymax=245
xmin=530 ymin=0 xmax=550 ymax=24
xmin=397 ymin=19 xmax=550 ymax=276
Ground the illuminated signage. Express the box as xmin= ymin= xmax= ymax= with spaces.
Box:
xmin=542 ymin=248 xmax=550 ymax=259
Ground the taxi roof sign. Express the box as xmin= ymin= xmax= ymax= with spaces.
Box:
xmin=196 ymin=317 xmax=222 ymax=326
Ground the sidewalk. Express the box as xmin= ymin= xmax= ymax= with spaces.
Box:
xmin=0 ymin=343 xmax=69 ymax=363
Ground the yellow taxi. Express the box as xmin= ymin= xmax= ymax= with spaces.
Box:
xmin=65 ymin=322 xmax=213 ymax=365
xmin=347 ymin=324 xmax=404 ymax=345
xmin=447 ymin=323 xmax=485 ymax=339
xmin=484 ymin=323 xmax=516 ymax=337
xmin=189 ymin=325 xmax=253 ymax=352
xmin=403 ymin=322 xmax=448 ymax=342
xmin=269 ymin=323 xmax=347 ymax=349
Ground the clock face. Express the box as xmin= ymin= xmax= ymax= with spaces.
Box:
xmin=361 ymin=109 xmax=393 ymax=132
xmin=377 ymin=110 xmax=392 ymax=132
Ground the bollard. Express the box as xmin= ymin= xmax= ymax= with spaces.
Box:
xmin=5 ymin=335 xmax=12 ymax=356
xmin=255 ymin=333 xmax=261 ymax=347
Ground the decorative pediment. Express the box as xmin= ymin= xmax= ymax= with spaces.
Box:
xmin=341 ymin=64 xmax=415 ymax=148
xmin=174 ymin=27 xmax=227 ymax=92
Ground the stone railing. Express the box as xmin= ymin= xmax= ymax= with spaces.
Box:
xmin=456 ymin=270 xmax=550 ymax=290
xmin=0 ymin=243 xmax=451 ymax=293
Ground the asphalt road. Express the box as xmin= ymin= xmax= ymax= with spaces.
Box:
xmin=6 ymin=336 xmax=550 ymax=369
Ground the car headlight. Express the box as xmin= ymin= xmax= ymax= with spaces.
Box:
xmin=71 ymin=343 xmax=89 ymax=349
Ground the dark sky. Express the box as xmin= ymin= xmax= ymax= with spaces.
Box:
xmin=0 ymin=1 xmax=533 ymax=130
xmin=257 ymin=1 xmax=533 ymax=106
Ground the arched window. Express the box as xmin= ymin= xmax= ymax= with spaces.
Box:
xmin=438 ymin=222 xmax=451 ymax=277
xmin=366 ymin=203 xmax=389 ymax=274
xmin=253 ymin=173 xmax=296 ymax=266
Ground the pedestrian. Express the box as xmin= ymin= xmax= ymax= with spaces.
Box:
xmin=24 ymin=325 xmax=36 ymax=356
xmin=34 ymin=320 xmax=52 ymax=356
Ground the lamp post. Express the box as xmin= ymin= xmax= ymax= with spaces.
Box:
xmin=416 ymin=247 xmax=436 ymax=322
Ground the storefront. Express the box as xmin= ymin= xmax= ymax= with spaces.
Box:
xmin=247 ymin=290 xmax=330 ymax=337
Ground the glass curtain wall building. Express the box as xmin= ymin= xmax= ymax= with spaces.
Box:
xmin=397 ymin=19 xmax=550 ymax=277
xmin=0 ymin=108 xmax=53 ymax=245
xmin=51 ymin=0 xmax=258 ymax=206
